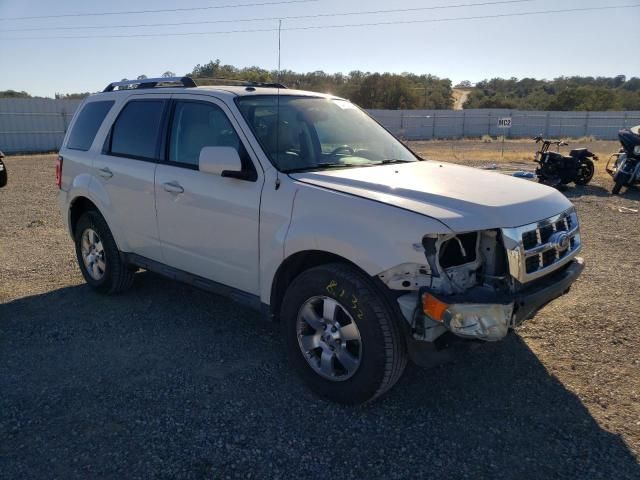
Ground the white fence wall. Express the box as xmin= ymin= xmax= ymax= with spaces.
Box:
xmin=370 ymin=109 xmax=640 ymax=141
xmin=0 ymin=98 xmax=82 ymax=153
xmin=1 ymin=99 xmax=638 ymax=153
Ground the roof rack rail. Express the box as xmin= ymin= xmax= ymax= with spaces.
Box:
xmin=194 ymin=77 xmax=287 ymax=89
xmin=103 ymin=76 xmax=197 ymax=92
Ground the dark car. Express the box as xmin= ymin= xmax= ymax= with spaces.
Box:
xmin=0 ymin=151 xmax=6 ymax=188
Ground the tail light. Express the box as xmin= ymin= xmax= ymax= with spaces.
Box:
xmin=55 ymin=155 xmax=63 ymax=188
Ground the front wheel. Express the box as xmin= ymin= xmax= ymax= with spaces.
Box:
xmin=612 ymin=181 xmax=624 ymax=195
xmin=575 ymin=159 xmax=595 ymax=185
xmin=281 ymin=263 xmax=407 ymax=404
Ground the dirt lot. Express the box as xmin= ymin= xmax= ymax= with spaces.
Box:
xmin=410 ymin=138 xmax=621 ymax=176
xmin=1 ymin=149 xmax=639 ymax=479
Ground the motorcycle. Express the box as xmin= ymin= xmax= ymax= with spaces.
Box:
xmin=605 ymin=125 xmax=640 ymax=195
xmin=532 ymin=136 xmax=598 ymax=188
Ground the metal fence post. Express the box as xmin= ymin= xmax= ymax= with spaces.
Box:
xmin=61 ymin=110 xmax=68 ymax=133
xmin=432 ymin=111 xmax=436 ymax=140
xmin=584 ymin=112 xmax=589 ymax=138
xmin=544 ymin=112 xmax=550 ymax=137
xmin=461 ymin=110 xmax=466 ymax=139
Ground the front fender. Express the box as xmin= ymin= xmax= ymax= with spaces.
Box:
xmin=285 ymin=184 xmax=452 ymax=277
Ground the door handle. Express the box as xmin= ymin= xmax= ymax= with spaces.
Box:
xmin=162 ymin=181 xmax=184 ymax=194
xmin=98 ymin=167 xmax=113 ymax=179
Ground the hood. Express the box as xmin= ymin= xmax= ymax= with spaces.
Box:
xmin=290 ymin=161 xmax=573 ymax=232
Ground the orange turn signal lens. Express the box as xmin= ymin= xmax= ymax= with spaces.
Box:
xmin=422 ymin=293 xmax=449 ymax=322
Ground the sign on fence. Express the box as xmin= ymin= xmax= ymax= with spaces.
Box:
xmin=497 ymin=117 xmax=512 ymax=128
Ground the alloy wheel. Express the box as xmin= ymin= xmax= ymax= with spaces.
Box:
xmin=81 ymin=228 xmax=106 ymax=281
xmin=296 ymin=296 xmax=362 ymax=381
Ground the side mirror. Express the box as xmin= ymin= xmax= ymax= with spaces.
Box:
xmin=199 ymin=146 xmax=242 ymax=175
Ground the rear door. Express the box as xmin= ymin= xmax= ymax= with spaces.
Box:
xmin=94 ymin=94 xmax=170 ymax=261
xmin=154 ymin=95 xmax=264 ymax=295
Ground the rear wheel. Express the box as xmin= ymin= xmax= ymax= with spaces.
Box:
xmin=575 ymin=159 xmax=595 ymax=185
xmin=281 ymin=263 xmax=407 ymax=404
xmin=74 ymin=211 xmax=135 ymax=294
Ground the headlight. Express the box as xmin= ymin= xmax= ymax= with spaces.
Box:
xmin=633 ymin=145 xmax=640 ymax=155
xmin=422 ymin=292 xmax=514 ymax=341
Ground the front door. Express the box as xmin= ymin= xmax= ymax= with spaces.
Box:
xmin=154 ymin=96 xmax=264 ymax=295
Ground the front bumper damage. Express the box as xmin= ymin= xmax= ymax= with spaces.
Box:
xmin=399 ymin=257 xmax=585 ymax=344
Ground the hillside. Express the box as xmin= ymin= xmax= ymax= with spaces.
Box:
xmin=463 ymin=76 xmax=640 ymax=111
xmin=452 ymin=89 xmax=473 ymax=110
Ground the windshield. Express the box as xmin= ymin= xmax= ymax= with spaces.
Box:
xmin=235 ymin=95 xmax=418 ymax=172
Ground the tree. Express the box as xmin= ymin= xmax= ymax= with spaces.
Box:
xmin=0 ymin=90 xmax=31 ymax=98
xmin=162 ymin=71 xmax=176 ymax=78
xmin=54 ymin=92 xmax=90 ymax=99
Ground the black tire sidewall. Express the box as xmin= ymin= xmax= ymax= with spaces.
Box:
xmin=281 ymin=265 xmax=398 ymax=404
xmin=74 ymin=211 xmax=118 ymax=293
xmin=575 ymin=160 xmax=594 ymax=185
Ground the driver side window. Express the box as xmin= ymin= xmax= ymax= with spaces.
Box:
xmin=169 ymin=101 xmax=250 ymax=170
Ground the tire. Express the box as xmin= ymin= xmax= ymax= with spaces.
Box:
xmin=612 ymin=181 xmax=624 ymax=195
xmin=74 ymin=210 xmax=135 ymax=294
xmin=575 ymin=159 xmax=594 ymax=186
xmin=281 ymin=263 xmax=407 ymax=404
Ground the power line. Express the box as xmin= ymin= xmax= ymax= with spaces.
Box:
xmin=0 ymin=0 xmax=318 ymax=22
xmin=286 ymin=4 xmax=640 ymax=32
xmin=0 ymin=0 xmax=536 ymax=32
xmin=1 ymin=4 xmax=637 ymax=40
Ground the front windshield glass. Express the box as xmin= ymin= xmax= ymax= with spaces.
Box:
xmin=235 ymin=95 xmax=418 ymax=172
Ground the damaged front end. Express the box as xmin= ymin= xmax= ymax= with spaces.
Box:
xmin=379 ymin=208 xmax=584 ymax=345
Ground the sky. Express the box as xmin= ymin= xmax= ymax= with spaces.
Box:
xmin=0 ymin=0 xmax=638 ymax=97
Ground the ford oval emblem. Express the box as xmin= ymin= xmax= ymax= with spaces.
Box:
xmin=549 ymin=231 xmax=571 ymax=251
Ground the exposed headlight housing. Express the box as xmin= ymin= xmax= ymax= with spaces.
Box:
xmin=422 ymin=292 xmax=513 ymax=341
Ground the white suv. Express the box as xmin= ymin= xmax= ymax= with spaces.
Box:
xmin=57 ymin=77 xmax=584 ymax=404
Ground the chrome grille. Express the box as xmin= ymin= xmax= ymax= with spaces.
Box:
xmin=502 ymin=208 xmax=581 ymax=283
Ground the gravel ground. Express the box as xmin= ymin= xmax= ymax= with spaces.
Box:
xmin=1 ymin=154 xmax=639 ymax=479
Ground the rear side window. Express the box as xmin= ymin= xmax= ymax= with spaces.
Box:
xmin=66 ymin=101 xmax=114 ymax=151
xmin=109 ymin=100 xmax=166 ymax=160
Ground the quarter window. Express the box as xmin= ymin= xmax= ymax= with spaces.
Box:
xmin=66 ymin=101 xmax=114 ymax=151
xmin=169 ymin=101 xmax=243 ymax=168
xmin=110 ymin=100 xmax=166 ymax=160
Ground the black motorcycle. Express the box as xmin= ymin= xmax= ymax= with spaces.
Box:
xmin=533 ymin=136 xmax=598 ymax=188
xmin=606 ymin=126 xmax=640 ymax=195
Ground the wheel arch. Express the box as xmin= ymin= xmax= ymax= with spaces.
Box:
xmin=269 ymin=250 xmax=395 ymax=322
xmin=67 ymin=195 xmax=126 ymax=252
xmin=69 ymin=196 xmax=100 ymax=236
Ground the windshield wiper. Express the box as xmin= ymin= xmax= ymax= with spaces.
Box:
xmin=284 ymin=159 xmax=413 ymax=174
xmin=375 ymin=159 xmax=412 ymax=165
xmin=284 ymin=163 xmax=357 ymax=174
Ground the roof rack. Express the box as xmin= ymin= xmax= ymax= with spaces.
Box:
xmin=193 ymin=78 xmax=287 ymax=89
xmin=103 ymin=76 xmax=197 ymax=92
